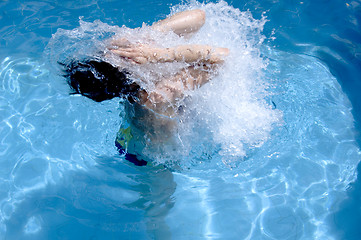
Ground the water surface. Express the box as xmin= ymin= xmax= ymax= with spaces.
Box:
xmin=1 ymin=0 xmax=361 ymax=239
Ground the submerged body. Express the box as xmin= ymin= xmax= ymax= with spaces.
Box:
xmin=63 ymin=9 xmax=229 ymax=164
xmin=111 ymin=10 xmax=229 ymax=164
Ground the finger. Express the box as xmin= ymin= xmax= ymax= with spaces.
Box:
xmin=110 ymin=37 xmax=131 ymax=47
xmin=111 ymin=49 xmax=136 ymax=58
xmin=134 ymin=57 xmax=148 ymax=64
xmin=127 ymin=58 xmax=138 ymax=65
xmin=113 ymin=47 xmax=139 ymax=54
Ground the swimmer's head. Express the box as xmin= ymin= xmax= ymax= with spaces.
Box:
xmin=60 ymin=59 xmax=140 ymax=102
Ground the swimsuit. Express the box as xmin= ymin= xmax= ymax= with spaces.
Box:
xmin=115 ymin=126 xmax=148 ymax=166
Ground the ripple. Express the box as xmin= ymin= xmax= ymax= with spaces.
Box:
xmin=13 ymin=156 xmax=49 ymax=189
xmin=261 ymin=206 xmax=304 ymax=239
xmin=24 ymin=216 xmax=42 ymax=234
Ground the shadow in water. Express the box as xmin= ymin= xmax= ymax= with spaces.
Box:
xmin=3 ymin=156 xmax=176 ymax=240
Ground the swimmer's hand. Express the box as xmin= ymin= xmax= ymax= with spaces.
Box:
xmin=110 ymin=43 xmax=164 ymax=64
xmin=109 ymin=37 xmax=133 ymax=48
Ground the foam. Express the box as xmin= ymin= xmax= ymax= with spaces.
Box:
xmin=45 ymin=1 xmax=282 ymax=166
xmin=162 ymin=2 xmax=282 ymax=165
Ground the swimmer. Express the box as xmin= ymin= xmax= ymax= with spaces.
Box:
xmin=61 ymin=9 xmax=229 ymax=165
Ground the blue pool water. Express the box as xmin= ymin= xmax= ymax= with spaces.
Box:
xmin=1 ymin=0 xmax=361 ymax=239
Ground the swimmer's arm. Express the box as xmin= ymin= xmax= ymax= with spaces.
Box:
xmin=138 ymin=67 xmax=212 ymax=111
xmin=151 ymin=9 xmax=206 ymax=36
xmin=168 ymin=45 xmax=229 ymax=64
xmin=111 ymin=44 xmax=229 ymax=64
xmin=177 ymin=66 xmax=213 ymax=90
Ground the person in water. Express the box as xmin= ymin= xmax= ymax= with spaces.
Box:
xmin=62 ymin=9 xmax=229 ymax=166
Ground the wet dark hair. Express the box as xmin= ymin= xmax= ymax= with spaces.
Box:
xmin=60 ymin=59 xmax=140 ymax=102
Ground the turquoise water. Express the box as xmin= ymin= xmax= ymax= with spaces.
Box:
xmin=1 ymin=0 xmax=361 ymax=239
